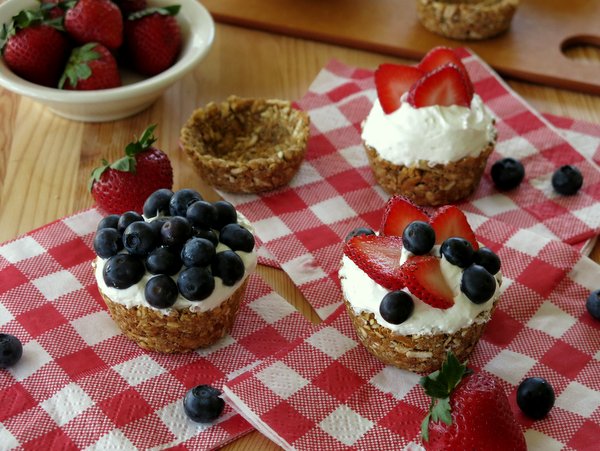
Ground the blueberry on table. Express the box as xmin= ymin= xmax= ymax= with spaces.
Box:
xmin=117 ymin=211 xmax=144 ymax=234
xmin=212 ymin=201 xmax=238 ymax=230
xmin=103 ymin=254 xmax=145 ymax=289
xmin=143 ymin=188 xmax=174 ymax=218
xmin=219 ymin=224 xmax=255 ymax=253
xmin=491 ymin=157 xmax=525 ymax=191
xmin=161 ymin=216 xmax=192 ymax=249
xmin=460 ymin=264 xmax=496 ymax=304
xmin=97 ymin=214 xmax=120 ymax=231
xmin=516 ymin=377 xmax=555 ymax=419
xmin=145 ymin=275 xmax=179 ymax=309
xmin=187 ymin=200 xmax=218 ymax=229
xmin=379 ymin=291 xmax=414 ymax=325
xmin=123 ymin=221 xmax=158 ymax=256
xmin=94 ymin=228 xmax=123 ymax=258
xmin=344 ymin=227 xmax=375 ymax=242
xmin=145 ymin=246 xmax=182 ymax=276
xmin=212 ymin=250 xmax=245 ymax=286
xmin=586 ymin=289 xmax=600 ymax=320
xmin=402 ymin=221 xmax=435 ymax=255
xmin=181 ymin=238 xmax=216 ymax=267
xmin=552 ymin=165 xmax=583 ymax=195
xmin=473 ymin=247 xmax=501 ymax=275
xmin=441 ymin=237 xmax=474 ymax=268
xmin=169 ymin=189 xmax=203 ymax=217
xmin=0 ymin=333 xmax=23 ymax=369
xmin=183 ymin=385 xmax=225 ymax=423
xmin=177 ymin=267 xmax=215 ymax=301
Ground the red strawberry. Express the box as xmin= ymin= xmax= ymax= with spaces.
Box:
xmin=64 ymin=0 xmax=123 ymax=51
xmin=400 ymin=256 xmax=454 ymax=309
xmin=0 ymin=9 xmax=70 ymax=87
xmin=417 ymin=46 xmax=474 ymax=100
xmin=380 ymin=195 xmax=429 ymax=237
xmin=407 ymin=64 xmax=471 ymax=109
xmin=344 ymin=235 xmax=405 ymax=291
xmin=421 ymin=353 xmax=526 ymax=451
xmin=125 ymin=6 xmax=181 ymax=76
xmin=430 ymin=205 xmax=478 ymax=250
xmin=59 ymin=43 xmax=121 ymax=90
xmin=41 ymin=0 xmax=67 ymax=19
xmin=375 ymin=63 xmax=423 ymax=114
xmin=89 ymin=125 xmax=173 ymax=214
xmin=113 ymin=0 xmax=148 ymax=17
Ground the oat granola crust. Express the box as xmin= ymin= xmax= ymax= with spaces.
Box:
xmin=343 ymin=296 xmax=497 ymax=373
xmin=416 ymin=0 xmax=519 ymax=40
xmin=180 ymin=96 xmax=310 ymax=194
xmin=365 ymin=141 xmax=494 ymax=206
xmin=99 ymin=279 xmax=249 ymax=354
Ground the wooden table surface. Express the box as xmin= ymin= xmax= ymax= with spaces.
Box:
xmin=1 ymin=22 xmax=599 ymax=451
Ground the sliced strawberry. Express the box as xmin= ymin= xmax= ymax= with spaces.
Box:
xmin=407 ymin=64 xmax=471 ymax=109
xmin=375 ymin=63 xmax=423 ymax=114
xmin=400 ymin=256 xmax=454 ymax=309
xmin=344 ymin=235 xmax=405 ymax=291
xmin=430 ymin=205 xmax=479 ymax=251
xmin=380 ymin=195 xmax=429 ymax=237
xmin=418 ymin=46 xmax=474 ymax=101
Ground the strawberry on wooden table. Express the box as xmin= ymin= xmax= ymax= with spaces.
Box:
xmin=60 ymin=42 xmax=121 ymax=90
xmin=64 ymin=0 xmax=123 ymax=51
xmin=90 ymin=125 xmax=174 ymax=214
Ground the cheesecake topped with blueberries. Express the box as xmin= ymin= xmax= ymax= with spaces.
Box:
xmin=93 ymin=188 xmax=257 ymax=353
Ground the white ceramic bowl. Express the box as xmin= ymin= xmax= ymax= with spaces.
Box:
xmin=0 ymin=0 xmax=214 ymax=122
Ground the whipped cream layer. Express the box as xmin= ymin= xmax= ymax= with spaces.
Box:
xmin=361 ymin=94 xmax=496 ymax=167
xmin=339 ymin=245 xmax=501 ymax=336
xmin=94 ymin=213 xmax=257 ymax=316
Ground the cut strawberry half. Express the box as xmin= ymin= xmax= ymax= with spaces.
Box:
xmin=400 ymin=255 xmax=454 ymax=309
xmin=430 ymin=205 xmax=479 ymax=250
xmin=344 ymin=235 xmax=405 ymax=291
xmin=407 ymin=63 xmax=471 ymax=109
xmin=375 ymin=63 xmax=423 ymax=114
xmin=380 ymin=195 xmax=429 ymax=237
xmin=417 ymin=46 xmax=474 ymax=100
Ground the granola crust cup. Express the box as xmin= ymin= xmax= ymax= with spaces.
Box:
xmin=343 ymin=296 xmax=498 ymax=374
xmin=99 ymin=278 xmax=249 ymax=354
xmin=180 ymin=96 xmax=310 ymax=194
xmin=364 ymin=139 xmax=494 ymax=207
xmin=416 ymin=0 xmax=519 ymax=40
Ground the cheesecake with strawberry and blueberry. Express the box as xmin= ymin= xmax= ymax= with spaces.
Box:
xmin=362 ymin=47 xmax=496 ymax=206
xmin=339 ymin=196 xmax=502 ymax=373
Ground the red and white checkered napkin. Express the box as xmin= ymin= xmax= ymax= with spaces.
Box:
xmin=222 ymin=51 xmax=600 ymax=319
xmin=224 ymin=215 xmax=600 ymax=450
xmin=0 ymin=208 xmax=312 ymax=450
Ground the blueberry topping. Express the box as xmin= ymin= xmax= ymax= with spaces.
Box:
xmin=103 ymin=253 xmax=145 ymax=289
xmin=441 ymin=237 xmax=474 ymax=268
xmin=187 ymin=201 xmax=218 ymax=229
xmin=379 ymin=291 xmax=414 ymax=325
xmin=402 ymin=221 xmax=435 ymax=255
xmin=169 ymin=189 xmax=203 ymax=217
xmin=552 ymin=165 xmax=583 ymax=196
xmin=586 ymin=289 xmax=600 ymax=321
xmin=213 ymin=201 xmax=237 ymax=230
xmin=183 ymin=385 xmax=225 ymax=423
xmin=148 ymin=217 xmax=169 ymax=236
xmin=192 ymin=228 xmax=219 ymax=246
xmin=516 ymin=377 xmax=555 ymax=419
xmin=0 ymin=333 xmax=23 ymax=369
xmin=97 ymin=214 xmax=120 ymax=231
xmin=161 ymin=216 xmax=192 ymax=249
xmin=177 ymin=267 xmax=215 ymax=301
xmin=211 ymin=250 xmax=245 ymax=286
xmin=145 ymin=247 xmax=182 ymax=276
xmin=143 ymin=188 xmax=174 ymax=218
xmin=491 ymin=157 xmax=525 ymax=191
xmin=145 ymin=275 xmax=179 ymax=309
xmin=181 ymin=238 xmax=216 ymax=267
xmin=345 ymin=227 xmax=375 ymax=242
xmin=219 ymin=224 xmax=255 ymax=253
xmin=93 ymin=228 xmax=123 ymax=258
xmin=122 ymin=221 xmax=158 ymax=256
xmin=460 ymin=264 xmax=496 ymax=304
xmin=117 ymin=211 xmax=144 ymax=234
xmin=473 ymin=247 xmax=501 ymax=275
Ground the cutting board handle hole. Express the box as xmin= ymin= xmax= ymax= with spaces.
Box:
xmin=561 ymin=36 xmax=600 ymax=64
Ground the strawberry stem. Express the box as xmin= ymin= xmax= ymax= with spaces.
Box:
xmin=127 ymin=5 xmax=181 ymax=21
xmin=59 ymin=43 xmax=102 ymax=89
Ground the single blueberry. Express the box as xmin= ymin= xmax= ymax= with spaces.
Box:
xmin=402 ymin=221 xmax=435 ymax=255
xmin=192 ymin=228 xmax=219 ymax=247
xmin=161 ymin=216 xmax=192 ymax=249
xmin=93 ymin=228 xmax=123 ymax=258
xmin=148 ymin=217 xmax=169 ymax=236
xmin=143 ymin=188 xmax=174 ymax=218
xmin=212 ymin=201 xmax=237 ymax=230
xmin=187 ymin=201 xmax=218 ymax=229
xmin=516 ymin=377 xmax=555 ymax=419
xmin=473 ymin=247 xmax=501 ymax=275
xmin=117 ymin=211 xmax=144 ymax=234
xmin=211 ymin=250 xmax=245 ymax=286
xmin=551 ymin=165 xmax=583 ymax=196
xmin=123 ymin=221 xmax=158 ymax=256
xmin=183 ymin=385 xmax=225 ymax=423
xmin=169 ymin=189 xmax=203 ymax=217
xmin=0 ymin=333 xmax=23 ymax=369
xmin=586 ymin=289 xmax=600 ymax=321
xmin=181 ymin=238 xmax=216 ymax=268
xmin=441 ymin=237 xmax=475 ymax=268
xmin=177 ymin=267 xmax=215 ymax=301
xmin=461 ymin=264 xmax=497 ymax=304
xmin=379 ymin=291 xmax=414 ymax=325
xmin=491 ymin=157 xmax=525 ymax=191
xmin=145 ymin=275 xmax=179 ymax=309
xmin=146 ymin=246 xmax=183 ymax=276
xmin=344 ymin=227 xmax=375 ymax=242
xmin=103 ymin=253 xmax=145 ymax=289
xmin=97 ymin=214 xmax=120 ymax=231
xmin=219 ymin=224 xmax=255 ymax=253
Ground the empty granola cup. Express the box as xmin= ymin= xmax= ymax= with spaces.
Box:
xmin=180 ymin=96 xmax=310 ymax=193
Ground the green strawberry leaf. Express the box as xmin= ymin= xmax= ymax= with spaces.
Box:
xmin=127 ymin=5 xmax=181 ymax=21
xmin=88 ymin=159 xmax=110 ymax=191
xmin=59 ymin=43 xmax=101 ymax=89
xmin=110 ymin=155 xmax=136 ymax=172
xmin=124 ymin=125 xmax=157 ymax=156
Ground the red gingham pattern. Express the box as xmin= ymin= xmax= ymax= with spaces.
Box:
xmin=223 ymin=52 xmax=600 ymax=319
xmin=0 ymin=208 xmax=312 ymax=450
xmin=544 ymin=113 xmax=600 ymax=169
xmin=224 ymin=214 xmax=600 ymax=450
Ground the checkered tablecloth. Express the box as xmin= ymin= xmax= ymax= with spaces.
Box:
xmin=0 ymin=209 xmax=312 ymax=450
xmin=223 ymin=213 xmax=600 ymax=450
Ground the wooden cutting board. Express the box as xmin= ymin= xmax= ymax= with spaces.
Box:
xmin=201 ymin=0 xmax=600 ymax=95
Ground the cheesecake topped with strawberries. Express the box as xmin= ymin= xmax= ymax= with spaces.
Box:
xmin=362 ymin=47 xmax=496 ymax=206
xmin=339 ymin=196 xmax=502 ymax=373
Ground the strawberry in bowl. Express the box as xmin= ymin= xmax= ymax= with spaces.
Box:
xmin=339 ymin=195 xmax=502 ymax=373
